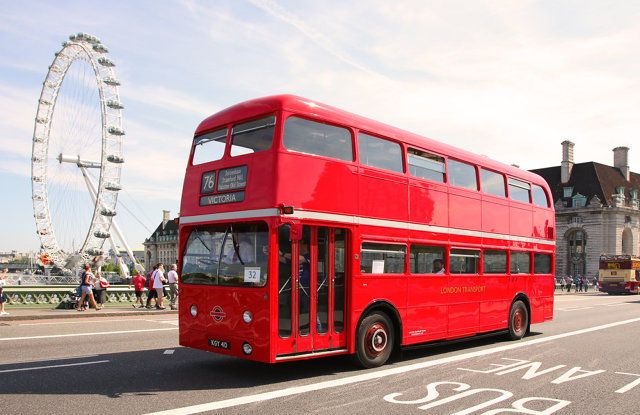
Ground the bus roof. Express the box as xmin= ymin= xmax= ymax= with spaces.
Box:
xmin=196 ymin=94 xmax=547 ymax=186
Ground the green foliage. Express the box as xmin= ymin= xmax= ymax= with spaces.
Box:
xmin=8 ymin=256 xmax=30 ymax=264
xmin=100 ymin=262 xmax=123 ymax=276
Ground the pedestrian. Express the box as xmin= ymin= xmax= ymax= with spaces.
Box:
xmin=0 ymin=268 xmax=9 ymax=316
xmin=153 ymin=263 xmax=168 ymax=310
xmin=129 ymin=269 xmax=146 ymax=308
xmin=77 ymin=264 xmax=101 ymax=311
xmin=565 ymin=275 xmax=572 ymax=293
xmin=578 ymin=275 xmax=584 ymax=292
xmin=145 ymin=265 xmax=158 ymax=309
xmin=167 ymin=264 xmax=179 ymax=310
xmin=93 ymin=270 xmax=109 ymax=306
xmin=581 ymin=275 xmax=588 ymax=292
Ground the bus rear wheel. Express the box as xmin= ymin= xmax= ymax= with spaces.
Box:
xmin=508 ymin=300 xmax=528 ymax=340
xmin=355 ymin=312 xmax=394 ymax=368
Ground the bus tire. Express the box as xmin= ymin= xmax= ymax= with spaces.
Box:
xmin=355 ymin=312 xmax=394 ymax=368
xmin=508 ymin=300 xmax=528 ymax=340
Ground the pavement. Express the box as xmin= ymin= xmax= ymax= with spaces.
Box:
xmin=0 ymin=304 xmax=178 ymax=321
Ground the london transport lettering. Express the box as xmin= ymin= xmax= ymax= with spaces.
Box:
xmin=441 ymin=285 xmax=486 ymax=294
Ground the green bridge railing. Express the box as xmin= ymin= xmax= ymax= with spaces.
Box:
xmin=1 ymin=285 xmax=151 ymax=307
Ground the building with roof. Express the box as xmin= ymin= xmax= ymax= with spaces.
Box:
xmin=143 ymin=210 xmax=179 ymax=271
xmin=531 ymin=141 xmax=639 ymax=279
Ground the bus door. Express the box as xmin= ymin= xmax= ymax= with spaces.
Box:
xmin=276 ymin=225 xmax=348 ymax=356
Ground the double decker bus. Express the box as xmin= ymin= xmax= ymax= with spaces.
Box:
xmin=598 ymin=255 xmax=640 ymax=294
xmin=178 ymin=95 xmax=555 ymax=368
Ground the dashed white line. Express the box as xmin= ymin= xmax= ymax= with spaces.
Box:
xmin=19 ymin=318 xmax=155 ymax=326
xmin=0 ymin=327 xmax=177 ymax=341
xmin=145 ymin=317 xmax=640 ymax=415
xmin=164 ymin=350 xmax=175 ymax=355
xmin=0 ymin=360 xmax=109 ymax=374
xmin=557 ymin=306 xmax=593 ymax=312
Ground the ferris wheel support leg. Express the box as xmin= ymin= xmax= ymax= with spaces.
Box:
xmin=79 ymin=166 xmax=143 ymax=277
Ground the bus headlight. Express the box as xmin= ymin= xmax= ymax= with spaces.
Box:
xmin=242 ymin=342 xmax=253 ymax=355
xmin=242 ymin=310 xmax=253 ymax=324
xmin=190 ymin=305 xmax=198 ymax=317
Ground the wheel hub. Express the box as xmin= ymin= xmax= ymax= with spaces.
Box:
xmin=513 ymin=309 xmax=524 ymax=332
xmin=365 ymin=323 xmax=388 ymax=356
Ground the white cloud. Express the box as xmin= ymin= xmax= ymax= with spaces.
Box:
xmin=124 ymin=84 xmax=220 ymax=118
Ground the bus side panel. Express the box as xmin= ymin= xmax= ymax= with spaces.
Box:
xmin=276 ymin=152 xmax=359 ymax=216
xmin=533 ymin=208 xmax=554 ymax=239
xmin=481 ymin=196 xmax=509 ymax=234
xmin=509 ymin=202 xmax=534 ymax=238
xmin=358 ymin=167 xmax=408 ymax=222
xmin=350 ymin=276 xmax=407 ymax=345
xmin=449 ymin=187 xmax=481 ymax=231
xmin=408 ymin=180 xmax=448 ymax=227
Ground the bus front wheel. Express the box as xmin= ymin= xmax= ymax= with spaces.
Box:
xmin=355 ymin=312 xmax=394 ymax=368
xmin=508 ymin=300 xmax=529 ymax=340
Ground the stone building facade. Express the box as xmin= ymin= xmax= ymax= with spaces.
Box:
xmin=143 ymin=210 xmax=179 ymax=271
xmin=531 ymin=142 xmax=640 ymax=279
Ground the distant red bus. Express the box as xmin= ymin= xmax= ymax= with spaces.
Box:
xmin=178 ymin=95 xmax=555 ymax=367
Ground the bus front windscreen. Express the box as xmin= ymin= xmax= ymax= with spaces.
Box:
xmin=181 ymin=223 xmax=268 ymax=287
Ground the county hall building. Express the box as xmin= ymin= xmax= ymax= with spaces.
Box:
xmin=531 ymin=141 xmax=640 ymax=280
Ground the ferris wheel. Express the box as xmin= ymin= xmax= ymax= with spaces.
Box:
xmin=31 ymin=33 xmax=132 ymax=271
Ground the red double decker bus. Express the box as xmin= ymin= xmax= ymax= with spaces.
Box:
xmin=178 ymin=95 xmax=555 ymax=367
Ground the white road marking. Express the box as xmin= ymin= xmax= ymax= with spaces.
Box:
xmin=18 ymin=318 xmax=157 ymax=326
xmin=145 ymin=316 xmax=640 ymax=415
xmin=148 ymin=319 xmax=179 ymax=326
xmin=0 ymin=360 xmax=109 ymax=374
xmin=0 ymin=327 xmax=177 ymax=341
xmin=164 ymin=350 xmax=175 ymax=355
xmin=606 ymin=303 xmax=633 ymax=307
xmin=0 ymin=354 xmax=100 ymax=365
xmin=557 ymin=307 xmax=593 ymax=312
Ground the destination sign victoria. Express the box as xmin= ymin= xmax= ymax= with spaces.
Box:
xmin=199 ymin=166 xmax=248 ymax=206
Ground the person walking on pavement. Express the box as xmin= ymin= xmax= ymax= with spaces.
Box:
xmin=565 ymin=275 xmax=572 ymax=293
xmin=93 ymin=270 xmax=108 ymax=306
xmin=0 ymin=268 xmax=9 ymax=316
xmin=129 ymin=269 xmax=146 ymax=308
xmin=167 ymin=264 xmax=179 ymax=310
xmin=145 ymin=264 xmax=158 ymax=309
xmin=153 ymin=263 xmax=168 ymax=310
xmin=77 ymin=264 xmax=101 ymax=311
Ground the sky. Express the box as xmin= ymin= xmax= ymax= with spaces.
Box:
xmin=1 ymin=0 xmax=639 ymax=253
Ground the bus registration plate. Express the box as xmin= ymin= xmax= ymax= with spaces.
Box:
xmin=208 ymin=339 xmax=231 ymax=349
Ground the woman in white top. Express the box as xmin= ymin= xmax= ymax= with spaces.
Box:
xmin=152 ymin=263 xmax=168 ymax=309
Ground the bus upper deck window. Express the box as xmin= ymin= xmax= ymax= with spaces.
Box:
xmin=192 ymin=128 xmax=227 ymax=165
xmin=448 ymin=159 xmax=477 ymax=190
xmin=230 ymin=115 xmax=276 ymax=157
xmin=532 ymin=185 xmax=550 ymax=207
xmin=283 ymin=117 xmax=353 ymax=161
xmin=408 ymin=148 xmax=445 ymax=183
xmin=508 ymin=178 xmax=531 ymax=203
xmin=358 ymin=133 xmax=403 ymax=173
